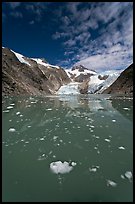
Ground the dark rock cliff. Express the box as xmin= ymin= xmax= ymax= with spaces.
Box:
xmin=2 ymin=47 xmax=71 ymax=96
xmin=103 ymin=64 xmax=133 ymax=95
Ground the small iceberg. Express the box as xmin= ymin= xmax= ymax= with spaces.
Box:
xmin=9 ymin=128 xmax=16 ymax=132
xmin=125 ymin=171 xmax=132 ymax=181
xmin=50 ymin=161 xmax=76 ymax=174
xmin=107 ymin=179 xmax=117 ymax=187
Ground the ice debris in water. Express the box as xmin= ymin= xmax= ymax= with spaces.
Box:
xmin=125 ymin=171 xmax=132 ymax=180
xmin=112 ymin=119 xmax=116 ymax=122
xmin=16 ymin=112 xmax=20 ymax=115
xmin=104 ymin=139 xmax=111 ymax=142
xmin=71 ymin=162 xmax=77 ymax=166
xmin=123 ymin=107 xmax=130 ymax=110
xmin=107 ymin=180 xmax=117 ymax=187
xmin=89 ymin=166 xmax=99 ymax=172
xmin=118 ymin=146 xmax=125 ymax=150
xmin=7 ymin=106 xmax=14 ymax=109
xmin=9 ymin=128 xmax=16 ymax=132
xmin=50 ymin=161 xmax=76 ymax=174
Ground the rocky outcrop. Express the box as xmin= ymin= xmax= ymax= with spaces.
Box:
xmin=78 ymin=79 xmax=90 ymax=94
xmin=2 ymin=47 xmax=71 ymax=96
xmin=103 ymin=64 xmax=133 ymax=94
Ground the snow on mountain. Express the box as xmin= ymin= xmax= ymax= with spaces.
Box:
xmin=57 ymin=68 xmax=122 ymax=95
xmin=10 ymin=49 xmax=60 ymax=69
xmin=31 ymin=58 xmax=60 ymax=69
xmin=88 ymin=70 xmax=122 ymax=94
xmin=65 ymin=65 xmax=96 ymax=81
xmin=11 ymin=50 xmax=31 ymax=66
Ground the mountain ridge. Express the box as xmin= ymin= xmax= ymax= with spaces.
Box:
xmin=2 ymin=47 xmax=133 ymax=96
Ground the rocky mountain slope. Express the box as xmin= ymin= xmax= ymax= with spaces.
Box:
xmin=103 ymin=64 xmax=133 ymax=95
xmin=2 ymin=47 xmax=71 ymax=96
xmin=2 ymin=47 xmax=133 ymax=96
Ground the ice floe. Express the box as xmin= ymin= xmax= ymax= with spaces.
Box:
xmin=104 ymin=139 xmax=111 ymax=142
xmin=118 ymin=146 xmax=125 ymax=150
xmin=7 ymin=106 xmax=14 ymax=109
xmin=123 ymin=107 xmax=130 ymax=110
xmin=50 ymin=161 xmax=76 ymax=174
xmin=9 ymin=128 xmax=16 ymax=132
xmin=16 ymin=112 xmax=21 ymax=115
xmin=125 ymin=171 xmax=132 ymax=180
xmin=107 ymin=180 xmax=117 ymax=187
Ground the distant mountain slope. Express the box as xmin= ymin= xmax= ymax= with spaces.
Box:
xmin=103 ymin=64 xmax=133 ymax=94
xmin=2 ymin=47 xmax=71 ymax=96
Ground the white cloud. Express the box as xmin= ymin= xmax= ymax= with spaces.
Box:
xmin=75 ymin=43 xmax=133 ymax=72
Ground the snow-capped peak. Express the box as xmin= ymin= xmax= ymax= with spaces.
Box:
xmin=11 ymin=50 xmax=31 ymax=66
xmin=31 ymin=58 xmax=60 ymax=69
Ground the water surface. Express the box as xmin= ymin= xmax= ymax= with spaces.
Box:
xmin=2 ymin=94 xmax=133 ymax=202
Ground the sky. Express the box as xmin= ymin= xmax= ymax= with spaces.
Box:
xmin=2 ymin=2 xmax=133 ymax=72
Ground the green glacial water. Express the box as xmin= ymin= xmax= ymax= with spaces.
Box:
xmin=2 ymin=94 xmax=133 ymax=202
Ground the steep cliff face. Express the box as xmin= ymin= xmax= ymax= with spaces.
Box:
xmin=2 ymin=47 xmax=71 ymax=96
xmin=103 ymin=64 xmax=133 ymax=94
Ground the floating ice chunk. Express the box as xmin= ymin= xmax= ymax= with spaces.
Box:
xmin=121 ymin=175 xmax=125 ymax=179
xmin=46 ymin=108 xmax=52 ymax=111
xmin=50 ymin=161 xmax=73 ymax=174
xmin=125 ymin=171 xmax=132 ymax=180
xmin=3 ymin=110 xmax=10 ymax=113
xmin=16 ymin=112 xmax=20 ymax=115
xmin=123 ymin=108 xmax=130 ymax=110
xmin=89 ymin=167 xmax=97 ymax=172
xmin=112 ymin=119 xmax=116 ymax=122
xmin=7 ymin=106 xmax=13 ymax=109
xmin=71 ymin=162 xmax=77 ymax=166
xmin=53 ymin=136 xmax=58 ymax=140
xmin=105 ymin=139 xmax=111 ymax=142
xmin=107 ymin=180 xmax=117 ymax=187
xmin=90 ymin=125 xmax=95 ymax=128
xmin=84 ymin=139 xmax=89 ymax=142
xmin=9 ymin=128 xmax=16 ymax=132
xmin=118 ymin=146 xmax=125 ymax=150
xmin=39 ymin=138 xmax=45 ymax=141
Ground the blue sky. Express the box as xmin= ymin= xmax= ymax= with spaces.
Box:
xmin=2 ymin=2 xmax=133 ymax=71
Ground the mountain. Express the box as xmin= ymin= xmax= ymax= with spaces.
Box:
xmin=2 ymin=47 xmax=132 ymax=96
xmin=58 ymin=67 xmax=122 ymax=95
xmin=65 ymin=65 xmax=97 ymax=83
xmin=102 ymin=63 xmax=133 ymax=94
xmin=2 ymin=47 xmax=71 ymax=96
